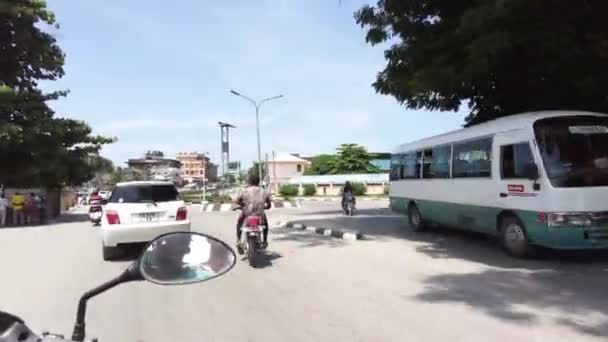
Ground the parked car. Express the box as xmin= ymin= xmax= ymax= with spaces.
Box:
xmin=100 ymin=181 xmax=191 ymax=261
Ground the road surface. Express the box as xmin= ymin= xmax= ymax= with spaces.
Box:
xmin=1 ymin=201 xmax=607 ymax=341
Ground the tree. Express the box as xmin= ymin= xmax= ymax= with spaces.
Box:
xmin=330 ymin=144 xmax=379 ymax=174
xmin=0 ymin=0 xmax=114 ymax=188
xmin=304 ymin=154 xmax=336 ymax=175
xmin=355 ymin=1 xmax=608 ymax=125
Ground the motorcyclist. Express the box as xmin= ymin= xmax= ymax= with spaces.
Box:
xmin=88 ymin=189 xmax=102 ymax=206
xmin=235 ymin=174 xmax=272 ymax=252
xmin=341 ymin=181 xmax=356 ymax=211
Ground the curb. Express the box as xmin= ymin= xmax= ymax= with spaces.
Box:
xmin=192 ymin=200 xmax=300 ymax=212
xmin=282 ymin=221 xmax=363 ymax=241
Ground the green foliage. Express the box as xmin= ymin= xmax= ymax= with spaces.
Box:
xmin=225 ymin=173 xmax=236 ymax=185
xmin=330 ymin=144 xmax=380 ymax=174
xmin=350 ymin=182 xmax=367 ymax=196
xmin=279 ymin=185 xmax=299 ymax=198
xmin=0 ymin=1 xmax=114 ymax=188
xmin=304 ymin=154 xmax=336 ymax=175
xmin=355 ymin=1 xmax=608 ymax=125
xmin=303 ymin=184 xmax=316 ymax=196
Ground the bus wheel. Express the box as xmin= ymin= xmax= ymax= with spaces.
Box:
xmin=408 ymin=204 xmax=425 ymax=231
xmin=499 ymin=216 xmax=532 ymax=258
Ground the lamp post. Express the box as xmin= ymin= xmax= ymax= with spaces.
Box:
xmin=230 ymin=90 xmax=283 ymax=183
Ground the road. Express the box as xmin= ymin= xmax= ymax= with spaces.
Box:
xmin=1 ymin=201 xmax=607 ymax=341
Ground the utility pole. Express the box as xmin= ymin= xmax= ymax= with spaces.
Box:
xmin=272 ymin=150 xmax=277 ymax=194
xmin=229 ymin=90 xmax=284 ymax=182
xmin=218 ymin=122 xmax=235 ymax=183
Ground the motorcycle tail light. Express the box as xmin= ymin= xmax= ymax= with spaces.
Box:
xmin=245 ymin=216 xmax=261 ymax=227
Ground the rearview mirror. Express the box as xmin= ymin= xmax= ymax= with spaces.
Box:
xmin=523 ymin=163 xmax=540 ymax=181
xmin=139 ymin=232 xmax=236 ymax=285
xmin=71 ymin=232 xmax=236 ymax=341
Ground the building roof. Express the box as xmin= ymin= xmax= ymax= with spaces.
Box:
xmin=287 ymin=173 xmax=389 ymax=185
xmin=269 ymin=154 xmax=311 ymax=164
xmin=395 ymin=110 xmax=608 ymax=153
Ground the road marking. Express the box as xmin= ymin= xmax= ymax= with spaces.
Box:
xmin=283 ymin=201 xmax=292 ymax=208
xmin=323 ymin=229 xmax=332 ymax=236
xmin=220 ymin=204 xmax=232 ymax=212
xmin=205 ymin=204 xmax=214 ymax=212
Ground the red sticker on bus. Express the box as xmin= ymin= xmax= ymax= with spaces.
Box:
xmin=508 ymin=184 xmax=524 ymax=192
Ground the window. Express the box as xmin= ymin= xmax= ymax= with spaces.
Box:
xmin=297 ymin=164 xmax=302 ymax=172
xmin=404 ymin=153 xmax=420 ymax=178
xmin=501 ymin=143 xmax=534 ymax=179
xmin=422 ymin=150 xmax=433 ymax=178
xmin=110 ymin=184 xmax=180 ymax=203
xmin=390 ymin=154 xmax=403 ymax=180
xmin=431 ymin=146 xmax=451 ymax=178
xmin=452 ymin=138 xmax=492 ymax=178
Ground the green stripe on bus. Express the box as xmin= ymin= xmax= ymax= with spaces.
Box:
xmin=389 ymin=196 xmax=608 ymax=249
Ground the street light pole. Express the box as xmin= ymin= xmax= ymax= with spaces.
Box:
xmin=230 ymin=90 xmax=283 ymax=184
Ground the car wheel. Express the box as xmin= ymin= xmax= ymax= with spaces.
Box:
xmin=102 ymin=244 xmax=122 ymax=261
xmin=408 ymin=204 xmax=426 ymax=231
xmin=500 ymin=216 xmax=534 ymax=258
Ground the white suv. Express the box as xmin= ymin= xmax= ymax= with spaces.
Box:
xmin=101 ymin=181 xmax=191 ymax=260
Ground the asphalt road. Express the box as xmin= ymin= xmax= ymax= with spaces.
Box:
xmin=1 ymin=201 xmax=607 ymax=341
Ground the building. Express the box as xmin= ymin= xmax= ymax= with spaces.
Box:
xmin=127 ymin=151 xmax=182 ymax=172
xmin=266 ymin=153 xmax=311 ymax=190
xmin=176 ymin=152 xmax=218 ymax=183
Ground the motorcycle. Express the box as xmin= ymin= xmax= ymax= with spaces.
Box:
xmin=343 ymin=193 xmax=355 ymax=216
xmin=88 ymin=202 xmax=103 ymax=226
xmin=0 ymin=232 xmax=236 ymax=342
xmin=233 ymin=207 xmax=266 ymax=267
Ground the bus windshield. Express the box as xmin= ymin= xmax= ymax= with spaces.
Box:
xmin=534 ymin=116 xmax=608 ymax=187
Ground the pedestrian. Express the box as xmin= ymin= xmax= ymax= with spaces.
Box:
xmin=0 ymin=193 xmax=8 ymax=227
xmin=37 ymin=193 xmax=46 ymax=224
xmin=25 ymin=193 xmax=38 ymax=224
xmin=12 ymin=191 xmax=25 ymax=226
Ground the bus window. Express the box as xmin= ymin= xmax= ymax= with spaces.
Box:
xmin=501 ymin=143 xmax=534 ymax=179
xmin=422 ymin=150 xmax=433 ymax=178
xmin=404 ymin=153 xmax=419 ymax=178
xmin=453 ymin=138 xmax=492 ymax=178
xmin=431 ymin=146 xmax=451 ymax=178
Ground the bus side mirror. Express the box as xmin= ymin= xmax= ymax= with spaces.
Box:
xmin=523 ymin=163 xmax=540 ymax=181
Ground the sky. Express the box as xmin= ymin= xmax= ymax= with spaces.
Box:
xmin=45 ymin=0 xmax=467 ymax=167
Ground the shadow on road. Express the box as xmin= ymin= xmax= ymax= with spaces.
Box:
xmin=271 ymin=226 xmax=347 ymax=248
xmin=291 ymin=207 xmax=608 ymax=337
xmin=253 ymin=251 xmax=283 ymax=268
xmin=415 ymin=267 xmax=608 ymax=337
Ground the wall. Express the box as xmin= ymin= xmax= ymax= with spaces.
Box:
xmin=292 ymin=183 xmax=387 ymax=196
xmin=268 ymin=162 xmax=307 ymax=184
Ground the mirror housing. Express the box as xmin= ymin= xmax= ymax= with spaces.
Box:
xmin=524 ymin=163 xmax=540 ymax=181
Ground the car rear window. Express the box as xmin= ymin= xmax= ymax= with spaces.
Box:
xmin=109 ymin=185 xmax=180 ymax=203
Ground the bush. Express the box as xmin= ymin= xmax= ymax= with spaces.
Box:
xmin=303 ymin=184 xmax=316 ymax=196
xmin=349 ymin=182 xmax=367 ymax=196
xmin=279 ymin=185 xmax=299 ymax=197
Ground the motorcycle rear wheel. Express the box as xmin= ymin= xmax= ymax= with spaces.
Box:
xmin=247 ymin=238 xmax=257 ymax=267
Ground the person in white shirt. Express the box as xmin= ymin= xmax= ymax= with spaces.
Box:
xmin=0 ymin=193 xmax=8 ymax=227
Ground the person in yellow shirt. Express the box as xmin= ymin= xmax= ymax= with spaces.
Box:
xmin=12 ymin=192 xmax=25 ymax=226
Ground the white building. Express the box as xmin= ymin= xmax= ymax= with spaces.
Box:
xmin=266 ymin=154 xmax=311 ymax=190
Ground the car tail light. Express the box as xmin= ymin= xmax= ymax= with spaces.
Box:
xmin=106 ymin=210 xmax=121 ymax=225
xmin=176 ymin=207 xmax=188 ymax=221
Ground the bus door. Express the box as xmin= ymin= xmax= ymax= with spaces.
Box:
xmin=492 ymin=130 xmax=542 ymax=214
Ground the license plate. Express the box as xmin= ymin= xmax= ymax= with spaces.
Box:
xmin=135 ymin=213 xmax=159 ymax=223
